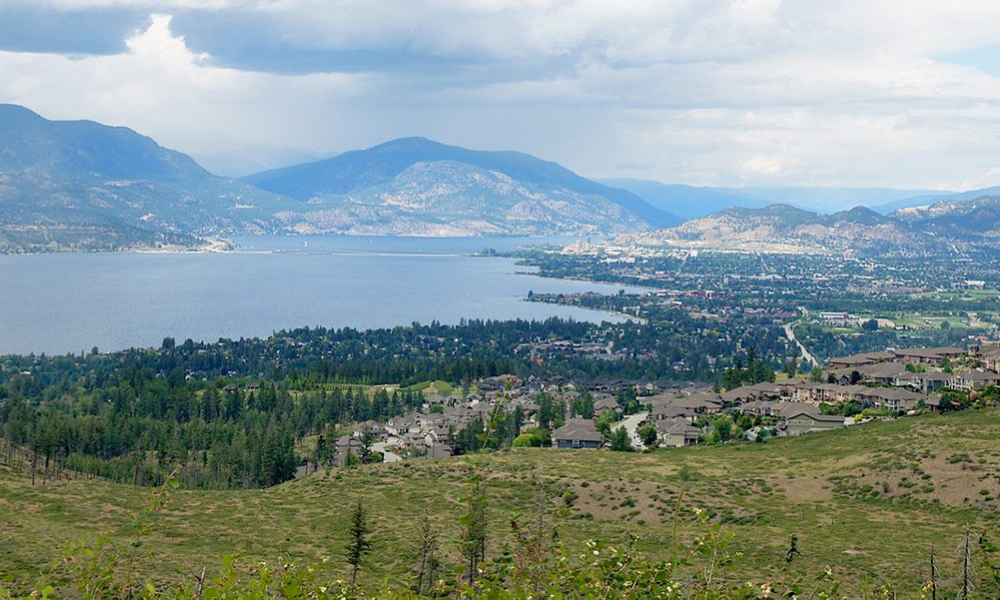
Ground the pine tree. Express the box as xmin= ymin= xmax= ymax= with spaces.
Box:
xmin=413 ymin=515 xmax=439 ymax=595
xmin=462 ymin=478 xmax=488 ymax=584
xmin=345 ymin=501 xmax=373 ymax=591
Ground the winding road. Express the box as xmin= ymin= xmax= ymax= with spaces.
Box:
xmin=785 ymin=307 xmax=820 ymax=369
xmin=618 ymin=411 xmax=650 ymax=450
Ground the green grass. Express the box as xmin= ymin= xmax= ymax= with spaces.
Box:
xmin=3 ymin=410 xmax=1000 ymax=595
xmin=400 ymin=380 xmax=455 ymax=396
xmin=915 ymin=289 xmax=1000 ymax=301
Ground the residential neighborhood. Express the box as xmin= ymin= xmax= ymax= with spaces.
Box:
xmin=321 ymin=343 xmax=1000 ymax=464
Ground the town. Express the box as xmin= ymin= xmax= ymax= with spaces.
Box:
xmin=320 ymin=343 xmax=1000 ymax=466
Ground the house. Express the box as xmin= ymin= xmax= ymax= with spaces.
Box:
xmin=424 ymin=394 xmax=449 ymax=408
xmin=479 ymin=375 xmax=517 ymax=393
xmin=426 ymin=443 xmax=454 ymax=459
xmin=858 ymin=362 xmax=910 ymax=386
xmin=827 ymin=351 xmax=894 ymax=369
xmin=667 ymin=393 xmax=723 ymax=415
xmin=719 ymin=383 xmax=782 ymax=406
xmin=552 ymin=418 xmax=604 ymax=449
xmin=894 ymin=347 xmax=966 ymax=365
xmin=649 ymin=402 xmax=693 ymax=421
xmin=780 ymin=405 xmax=845 ymax=436
xmin=950 ymin=371 xmax=1000 ymax=392
xmin=593 ymin=396 xmax=622 ymax=414
xmin=738 ymin=399 xmax=791 ymax=418
xmin=979 ymin=347 xmax=1000 ymax=372
xmin=334 ymin=435 xmax=364 ymax=465
xmin=912 ymin=372 xmax=952 ymax=393
xmin=854 ymin=388 xmax=925 ymax=412
xmin=656 ymin=417 xmax=701 ymax=448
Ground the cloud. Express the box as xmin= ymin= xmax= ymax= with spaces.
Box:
xmin=740 ymin=157 xmax=783 ymax=178
xmin=2 ymin=2 xmax=1000 ymax=187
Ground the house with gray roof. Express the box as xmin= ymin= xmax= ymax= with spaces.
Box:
xmin=552 ymin=418 xmax=604 ymax=449
xmin=779 ymin=405 xmax=845 ymax=436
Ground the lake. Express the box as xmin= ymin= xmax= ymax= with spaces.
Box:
xmin=0 ymin=236 xmax=638 ymax=355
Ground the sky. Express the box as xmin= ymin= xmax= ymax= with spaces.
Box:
xmin=2 ymin=1 xmax=1000 ymax=189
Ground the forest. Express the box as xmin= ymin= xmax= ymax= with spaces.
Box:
xmin=0 ymin=316 xmax=788 ymax=490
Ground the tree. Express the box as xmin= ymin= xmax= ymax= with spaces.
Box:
xmin=782 ymin=358 xmax=798 ymax=378
xmin=462 ymin=478 xmax=488 ymax=584
xmin=413 ymin=515 xmax=439 ymax=596
xmin=609 ymin=426 xmax=633 ymax=452
xmin=513 ymin=427 xmax=551 ymax=447
xmin=359 ymin=427 xmax=376 ymax=463
xmin=597 ymin=412 xmax=615 ymax=438
xmin=638 ymin=422 xmax=659 ymax=448
xmin=861 ymin=319 xmax=879 ymax=332
xmin=712 ymin=416 xmax=733 ymax=443
xmin=345 ymin=501 xmax=373 ymax=591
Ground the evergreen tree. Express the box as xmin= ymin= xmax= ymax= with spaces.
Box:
xmin=345 ymin=501 xmax=373 ymax=591
xmin=609 ymin=426 xmax=633 ymax=452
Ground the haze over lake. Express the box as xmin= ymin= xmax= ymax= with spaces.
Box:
xmin=0 ymin=236 xmax=638 ymax=355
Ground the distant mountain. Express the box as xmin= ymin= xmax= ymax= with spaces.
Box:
xmin=245 ymin=137 xmax=680 ymax=236
xmin=599 ymin=179 xmax=768 ymax=220
xmin=733 ymin=186 xmax=951 ymax=214
xmin=672 ymin=204 xmax=915 ymax=252
xmin=873 ymin=186 xmax=1000 ymax=215
xmin=623 ymin=197 xmax=1000 ymax=256
xmin=603 ymin=178 xmax=952 ymax=218
xmin=0 ymin=104 xmax=289 ymax=252
xmin=893 ymin=196 xmax=1000 ymax=236
xmin=624 ymin=203 xmax=932 ymax=255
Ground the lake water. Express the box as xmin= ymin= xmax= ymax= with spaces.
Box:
xmin=0 ymin=236 xmax=637 ymax=355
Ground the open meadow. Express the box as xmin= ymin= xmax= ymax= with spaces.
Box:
xmin=3 ymin=409 xmax=1000 ymax=596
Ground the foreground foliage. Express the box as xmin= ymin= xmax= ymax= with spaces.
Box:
xmin=4 ymin=410 xmax=1000 ymax=598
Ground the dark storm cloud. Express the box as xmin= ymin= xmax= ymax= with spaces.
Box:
xmin=0 ymin=5 xmax=145 ymax=55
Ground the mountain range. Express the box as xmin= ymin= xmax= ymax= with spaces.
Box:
xmin=246 ymin=137 xmax=680 ymax=236
xmin=0 ymin=105 xmax=678 ymax=251
xmin=0 ymin=104 xmax=290 ymax=252
xmin=3 ymin=102 xmax=1000 ymax=254
xmin=602 ymin=178 xmax=959 ymax=219
xmin=623 ymin=201 xmax=1000 ymax=256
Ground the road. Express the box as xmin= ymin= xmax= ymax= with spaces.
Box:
xmin=373 ymin=441 xmax=402 ymax=463
xmin=784 ymin=310 xmax=820 ymax=369
xmin=784 ymin=323 xmax=819 ymax=369
xmin=618 ymin=411 xmax=649 ymax=451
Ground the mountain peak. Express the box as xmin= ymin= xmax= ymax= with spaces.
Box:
xmin=373 ymin=136 xmax=443 ymax=149
xmin=0 ymin=103 xmax=46 ymax=128
xmin=243 ymin=138 xmax=681 ymax=233
xmin=832 ymin=205 xmax=887 ymax=225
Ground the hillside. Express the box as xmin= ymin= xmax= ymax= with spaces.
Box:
xmin=872 ymin=186 xmax=1000 ymax=214
xmin=2 ymin=410 xmax=999 ymax=596
xmin=600 ymin=179 xmax=768 ymax=220
xmin=0 ymin=104 xmax=291 ymax=253
xmin=894 ymin=196 xmax=1000 ymax=236
xmin=625 ymin=199 xmax=1000 ymax=255
xmin=246 ymin=137 xmax=681 ymax=236
xmin=604 ymin=179 xmax=951 ymax=217
xmin=628 ymin=203 xmax=927 ymax=254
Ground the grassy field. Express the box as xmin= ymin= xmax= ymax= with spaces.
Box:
xmin=3 ymin=410 xmax=1000 ymax=595
xmin=395 ymin=380 xmax=456 ymax=396
xmin=915 ymin=289 xmax=1000 ymax=301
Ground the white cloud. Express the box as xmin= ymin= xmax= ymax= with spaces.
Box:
xmin=125 ymin=14 xmax=207 ymax=64
xmin=4 ymin=1 xmax=1000 ymax=187
xmin=0 ymin=13 xmax=376 ymax=173
xmin=740 ymin=157 xmax=783 ymax=177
